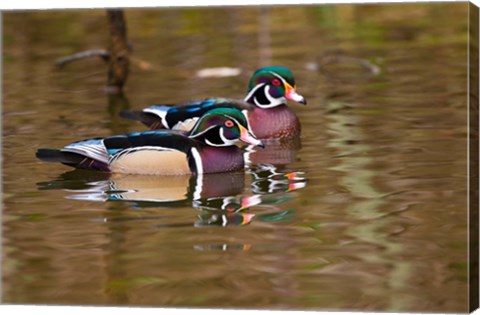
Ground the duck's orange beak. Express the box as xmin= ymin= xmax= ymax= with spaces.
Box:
xmin=285 ymin=82 xmax=307 ymax=105
xmin=239 ymin=125 xmax=265 ymax=148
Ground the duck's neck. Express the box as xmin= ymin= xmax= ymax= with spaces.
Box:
xmin=244 ymin=84 xmax=286 ymax=109
xmin=247 ymin=105 xmax=301 ymax=140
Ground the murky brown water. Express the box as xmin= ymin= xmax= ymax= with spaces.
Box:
xmin=2 ymin=3 xmax=472 ymax=312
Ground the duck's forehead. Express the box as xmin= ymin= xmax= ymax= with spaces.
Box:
xmin=269 ymin=67 xmax=294 ymax=82
xmin=249 ymin=72 xmax=277 ymax=89
xmin=202 ymin=115 xmax=225 ymax=127
xmin=212 ymin=109 xmax=246 ymax=124
xmin=254 ymin=67 xmax=295 ymax=84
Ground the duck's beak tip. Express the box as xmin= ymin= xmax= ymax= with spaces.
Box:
xmin=240 ymin=125 xmax=264 ymax=148
xmin=285 ymin=84 xmax=307 ymax=105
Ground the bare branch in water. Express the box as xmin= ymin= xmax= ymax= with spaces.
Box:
xmin=317 ymin=50 xmax=382 ymax=83
xmin=319 ymin=55 xmax=381 ymax=75
xmin=54 ymin=9 xmax=131 ymax=94
xmin=55 ymin=49 xmax=110 ymax=68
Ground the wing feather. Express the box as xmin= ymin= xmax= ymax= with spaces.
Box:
xmin=62 ymin=139 xmax=109 ymax=164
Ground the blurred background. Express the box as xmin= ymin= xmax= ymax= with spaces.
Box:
xmin=2 ymin=3 xmax=472 ymax=312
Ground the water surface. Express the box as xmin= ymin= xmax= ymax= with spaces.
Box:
xmin=2 ymin=3 xmax=471 ymax=312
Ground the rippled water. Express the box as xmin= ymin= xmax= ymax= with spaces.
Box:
xmin=2 ymin=3 xmax=472 ymax=312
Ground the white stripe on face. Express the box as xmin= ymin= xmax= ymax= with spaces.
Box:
xmin=244 ymin=82 xmax=265 ymax=102
xmin=246 ymin=72 xmax=289 ymax=109
xmin=201 ymin=114 xmax=247 ymax=147
xmin=254 ymin=85 xmax=286 ymax=108
xmin=205 ymin=128 xmax=238 ymax=147
xmin=189 ymin=124 xmax=217 ymax=138
xmin=219 ymin=128 xmax=239 ymax=146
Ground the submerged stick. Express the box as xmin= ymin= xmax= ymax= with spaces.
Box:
xmin=54 ymin=9 xmax=131 ymax=94
xmin=106 ymin=9 xmax=130 ymax=94
xmin=55 ymin=49 xmax=110 ymax=68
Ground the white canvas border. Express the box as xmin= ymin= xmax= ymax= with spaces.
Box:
xmin=1 ymin=1 xmax=478 ymax=315
xmin=0 ymin=0 xmax=479 ymax=10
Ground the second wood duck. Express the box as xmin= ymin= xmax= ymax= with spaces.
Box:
xmin=121 ymin=66 xmax=307 ymax=140
xmin=36 ymin=108 xmax=263 ymax=175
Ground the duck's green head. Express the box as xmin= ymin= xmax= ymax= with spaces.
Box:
xmin=245 ymin=66 xmax=306 ymax=108
xmin=189 ymin=108 xmax=264 ymax=148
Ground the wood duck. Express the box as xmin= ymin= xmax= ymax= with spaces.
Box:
xmin=120 ymin=66 xmax=307 ymax=140
xmin=36 ymin=108 xmax=264 ymax=175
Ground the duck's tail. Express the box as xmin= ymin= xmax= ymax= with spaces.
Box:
xmin=36 ymin=148 xmax=80 ymax=163
xmin=36 ymin=148 xmax=110 ymax=171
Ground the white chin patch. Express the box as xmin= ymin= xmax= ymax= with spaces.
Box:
xmin=254 ymin=85 xmax=284 ymax=109
xmin=205 ymin=129 xmax=237 ymax=147
xmin=220 ymin=128 xmax=238 ymax=146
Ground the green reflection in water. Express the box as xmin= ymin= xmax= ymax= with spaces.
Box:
xmin=326 ymin=103 xmax=414 ymax=311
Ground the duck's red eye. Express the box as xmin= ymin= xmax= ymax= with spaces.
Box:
xmin=224 ymin=120 xmax=234 ymax=128
xmin=272 ymin=78 xmax=281 ymax=86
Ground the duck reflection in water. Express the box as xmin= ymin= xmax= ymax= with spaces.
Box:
xmin=244 ymin=137 xmax=302 ymax=166
xmin=249 ymin=164 xmax=306 ymax=194
xmin=243 ymin=136 xmax=306 ymax=192
xmin=37 ymin=164 xmax=307 ymax=228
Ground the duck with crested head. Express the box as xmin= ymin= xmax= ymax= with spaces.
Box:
xmin=120 ymin=66 xmax=306 ymax=140
xmin=36 ymin=108 xmax=263 ymax=175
